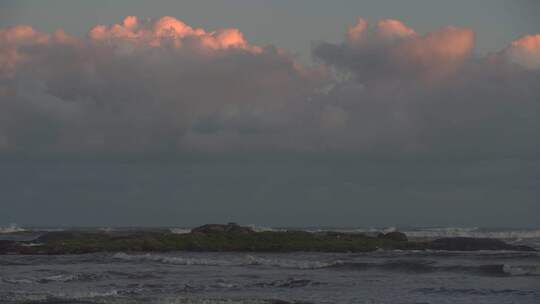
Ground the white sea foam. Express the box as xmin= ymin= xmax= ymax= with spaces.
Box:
xmin=245 ymin=255 xmax=343 ymax=269
xmin=170 ymin=228 xmax=192 ymax=234
xmin=1 ymin=277 xmax=34 ymax=284
xmin=502 ymin=264 xmax=540 ymax=276
xmin=113 ymin=252 xmax=235 ymax=266
xmin=246 ymin=225 xmax=285 ymax=232
xmin=402 ymin=227 xmax=540 ymax=239
xmin=112 ymin=252 xmax=342 ymax=269
xmin=0 ymin=223 xmax=25 ymax=233
xmin=160 ymin=298 xmax=280 ymax=304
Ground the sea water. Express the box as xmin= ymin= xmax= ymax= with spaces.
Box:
xmin=1 ymin=226 xmax=539 ymax=304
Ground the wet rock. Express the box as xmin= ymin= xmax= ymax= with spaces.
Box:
xmin=191 ymin=222 xmax=254 ymax=234
xmin=378 ymin=231 xmax=408 ymax=242
xmin=0 ymin=240 xmax=17 ymax=254
xmin=34 ymin=231 xmax=102 ymax=243
xmin=429 ymin=237 xmax=536 ymax=251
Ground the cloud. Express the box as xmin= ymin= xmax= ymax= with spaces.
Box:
xmin=0 ymin=16 xmax=538 ymax=160
xmin=88 ymin=16 xmax=260 ymax=53
xmin=312 ymin=18 xmax=539 ymax=157
xmin=315 ymin=19 xmax=475 ymax=82
xmin=505 ymin=34 xmax=540 ymax=69
xmin=0 ymin=16 xmax=328 ymax=156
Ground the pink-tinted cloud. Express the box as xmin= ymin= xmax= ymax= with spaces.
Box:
xmin=376 ymin=19 xmax=416 ymax=41
xmin=0 ymin=26 xmax=45 ymax=75
xmin=88 ymin=16 xmax=261 ymax=53
xmin=506 ymin=34 xmax=540 ymax=69
xmin=0 ymin=16 xmax=538 ymax=160
xmin=396 ymin=26 xmax=475 ymax=80
xmin=346 ymin=18 xmax=368 ymax=45
xmin=346 ymin=18 xmax=416 ymax=45
xmin=315 ymin=18 xmax=475 ymax=82
xmin=0 ymin=16 xmax=327 ymax=155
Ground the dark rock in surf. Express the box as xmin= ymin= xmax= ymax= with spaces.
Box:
xmin=191 ymin=222 xmax=254 ymax=234
xmin=34 ymin=231 xmax=102 ymax=243
xmin=429 ymin=237 xmax=536 ymax=251
xmin=0 ymin=240 xmax=17 ymax=254
xmin=378 ymin=231 xmax=408 ymax=242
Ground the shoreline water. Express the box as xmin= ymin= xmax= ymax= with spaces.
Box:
xmin=1 ymin=224 xmax=539 ymax=304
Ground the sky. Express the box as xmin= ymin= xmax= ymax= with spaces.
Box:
xmin=0 ymin=0 xmax=539 ymax=227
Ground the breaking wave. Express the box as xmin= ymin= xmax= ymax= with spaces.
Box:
xmin=112 ymin=253 xmax=342 ymax=269
xmin=2 ymin=272 xmax=105 ymax=285
xmin=402 ymin=227 xmax=540 ymax=239
xmin=416 ymin=287 xmax=539 ymax=296
xmin=169 ymin=228 xmax=191 ymax=234
xmin=502 ymin=264 xmax=540 ymax=276
xmin=0 ymin=290 xmax=120 ymax=303
xmin=111 ymin=253 xmax=539 ymax=276
xmin=334 ymin=261 xmax=540 ymax=276
xmin=0 ymin=224 xmax=25 ymax=234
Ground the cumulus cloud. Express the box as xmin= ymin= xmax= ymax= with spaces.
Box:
xmin=315 ymin=18 xmax=475 ymax=82
xmin=312 ymin=18 xmax=539 ymax=157
xmin=88 ymin=16 xmax=261 ymax=53
xmin=0 ymin=16 xmax=327 ymax=156
xmin=0 ymin=16 xmax=538 ymax=160
xmin=505 ymin=34 xmax=540 ymax=69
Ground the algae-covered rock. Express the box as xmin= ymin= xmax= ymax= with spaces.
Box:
xmin=1 ymin=224 xmax=535 ymax=255
xmin=192 ymin=222 xmax=254 ymax=234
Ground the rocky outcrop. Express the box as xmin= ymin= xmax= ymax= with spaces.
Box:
xmin=34 ymin=231 xmax=104 ymax=243
xmin=1 ymin=225 xmax=536 ymax=255
xmin=0 ymin=240 xmax=17 ymax=254
xmin=428 ymin=237 xmax=536 ymax=251
xmin=191 ymin=222 xmax=255 ymax=234
xmin=378 ymin=231 xmax=408 ymax=242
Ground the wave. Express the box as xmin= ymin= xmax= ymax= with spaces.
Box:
xmin=247 ymin=225 xmax=286 ymax=232
xmin=503 ymin=264 xmax=540 ymax=276
xmin=113 ymin=252 xmax=237 ymax=266
xmin=0 ymin=224 xmax=25 ymax=234
xmin=1 ymin=277 xmax=34 ymax=284
xmin=334 ymin=260 xmax=540 ymax=276
xmin=2 ymin=294 xmax=306 ymax=304
xmin=415 ymin=287 xmax=538 ymax=296
xmin=1 ymin=290 xmax=119 ymax=303
xmin=250 ymin=278 xmax=323 ymax=288
xmin=169 ymin=228 xmax=191 ymax=234
xmin=112 ymin=253 xmax=342 ymax=269
xmin=401 ymin=227 xmax=540 ymax=239
xmin=1 ymin=272 xmax=104 ymax=285
xmin=111 ymin=253 xmax=539 ymax=276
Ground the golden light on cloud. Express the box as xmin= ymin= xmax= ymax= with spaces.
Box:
xmin=377 ymin=19 xmax=417 ymax=41
xmin=88 ymin=16 xmax=261 ymax=53
xmin=507 ymin=34 xmax=540 ymax=69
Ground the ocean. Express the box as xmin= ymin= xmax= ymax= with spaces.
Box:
xmin=1 ymin=226 xmax=539 ymax=304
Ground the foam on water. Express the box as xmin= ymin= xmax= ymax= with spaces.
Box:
xmin=0 ymin=224 xmax=25 ymax=234
xmin=503 ymin=264 xmax=540 ymax=276
xmin=169 ymin=228 xmax=191 ymax=234
xmin=402 ymin=227 xmax=540 ymax=239
xmin=112 ymin=252 xmax=342 ymax=269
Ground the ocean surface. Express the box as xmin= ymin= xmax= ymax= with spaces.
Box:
xmin=1 ymin=226 xmax=539 ymax=304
